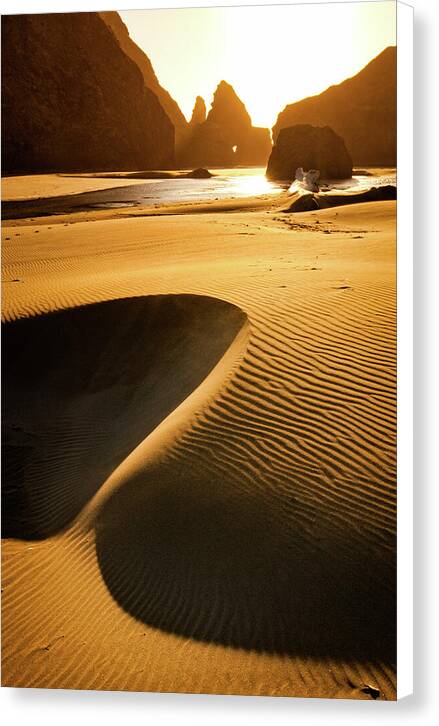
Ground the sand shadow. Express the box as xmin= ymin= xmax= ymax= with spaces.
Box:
xmin=2 ymin=295 xmax=247 ymax=539
xmin=95 ymin=458 xmax=396 ymax=662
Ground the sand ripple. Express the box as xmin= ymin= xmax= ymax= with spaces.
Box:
xmin=2 ymin=201 xmax=397 ymax=698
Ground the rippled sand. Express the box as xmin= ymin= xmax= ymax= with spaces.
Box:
xmin=2 ymin=195 xmax=396 ymax=699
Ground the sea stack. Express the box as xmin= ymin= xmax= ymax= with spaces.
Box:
xmin=178 ymin=81 xmax=272 ymax=167
xmin=206 ymin=81 xmax=252 ymax=138
xmin=272 ymin=46 xmax=396 ymax=167
xmin=190 ymin=96 xmax=207 ymax=126
xmin=1 ymin=12 xmax=175 ymax=174
xmin=266 ymin=124 xmax=353 ymax=182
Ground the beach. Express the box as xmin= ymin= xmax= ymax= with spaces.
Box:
xmin=1 ymin=173 xmax=396 ymax=699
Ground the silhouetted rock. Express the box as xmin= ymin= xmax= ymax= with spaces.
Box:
xmin=1 ymin=12 xmax=174 ymax=174
xmin=206 ymin=81 xmax=252 ymax=140
xmin=184 ymin=167 xmax=212 ymax=179
xmin=273 ymin=47 xmax=396 ymax=167
xmin=190 ymin=96 xmax=207 ymax=126
xmin=179 ymin=122 xmax=234 ymax=168
xmin=266 ymin=124 xmax=352 ymax=182
xmin=101 ymin=12 xmax=188 ymax=148
xmin=179 ymin=81 xmax=272 ymax=168
xmin=284 ymin=193 xmax=320 ymax=213
xmin=283 ymin=185 xmax=396 ymax=213
xmin=77 ymin=169 xmax=213 ymax=180
xmin=236 ymin=127 xmax=272 ymax=166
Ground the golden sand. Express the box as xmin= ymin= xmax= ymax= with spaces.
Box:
xmin=2 ymin=195 xmax=396 ymax=699
xmin=2 ymin=173 xmax=148 ymax=202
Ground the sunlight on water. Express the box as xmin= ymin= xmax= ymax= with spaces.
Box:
xmin=217 ymin=172 xmax=282 ymax=197
xmin=327 ymin=170 xmax=397 ymax=192
xmin=4 ymin=168 xmax=396 ymax=217
xmin=144 ymin=167 xmax=285 ymax=204
xmin=289 ymin=169 xmax=397 ymax=195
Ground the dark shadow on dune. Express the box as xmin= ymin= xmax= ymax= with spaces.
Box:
xmin=2 ymin=295 xmax=247 ymax=539
xmin=95 ymin=458 xmax=396 ymax=662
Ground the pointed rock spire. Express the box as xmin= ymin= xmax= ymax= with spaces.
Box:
xmin=190 ymin=96 xmax=207 ymax=126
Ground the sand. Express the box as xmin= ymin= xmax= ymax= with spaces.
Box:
xmin=2 ymin=173 xmax=151 ymax=202
xmin=1 ymin=191 xmax=396 ymax=699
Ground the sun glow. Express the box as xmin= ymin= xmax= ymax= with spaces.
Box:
xmin=121 ymin=2 xmax=396 ymax=130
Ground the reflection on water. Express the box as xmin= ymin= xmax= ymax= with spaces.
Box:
xmin=162 ymin=167 xmax=283 ymax=202
xmin=88 ymin=168 xmax=286 ymax=208
xmin=139 ymin=167 xmax=396 ymax=205
xmin=323 ymin=170 xmax=397 ymax=192
xmin=207 ymin=169 xmax=283 ymax=198
xmin=2 ymin=168 xmax=285 ymax=219
xmin=290 ymin=170 xmax=397 ymax=195
xmin=3 ymin=167 xmax=397 ymax=220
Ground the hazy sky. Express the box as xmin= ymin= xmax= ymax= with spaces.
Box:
xmin=121 ymin=1 xmax=396 ymax=129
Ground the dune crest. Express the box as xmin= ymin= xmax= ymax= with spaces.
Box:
xmin=2 ymin=295 xmax=248 ymax=539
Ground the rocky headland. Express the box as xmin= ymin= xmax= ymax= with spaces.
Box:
xmin=1 ymin=12 xmax=176 ymax=174
xmin=272 ymin=47 xmax=396 ymax=167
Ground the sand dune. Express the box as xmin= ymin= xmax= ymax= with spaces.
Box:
xmin=2 ymin=295 xmax=247 ymax=538
xmin=2 ymin=199 xmax=396 ymax=698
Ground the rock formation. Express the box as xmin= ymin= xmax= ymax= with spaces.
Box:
xmin=266 ymin=125 xmax=352 ymax=182
xmin=100 ymin=12 xmax=188 ymax=148
xmin=178 ymin=123 xmax=234 ymax=168
xmin=190 ymin=97 xmax=207 ymax=127
xmin=1 ymin=12 xmax=175 ymax=174
xmin=283 ymin=185 xmax=397 ymax=213
xmin=272 ymin=47 xmax=396 ymax=167
xmin=206 ymin=81 xmax=252 ymax=138
xmin=236 ymin=127 xmax=273 ymax=166
xmin=178 ymin=81 xmax=272 ymax=168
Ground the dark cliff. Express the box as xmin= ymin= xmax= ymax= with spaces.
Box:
xmin=1 ymin=12 xmax=175 ymax=174
xmin=100 ymin=11 xmax=188 ymax=147
xmin=272 ymin=47 xmax=396 ymax=167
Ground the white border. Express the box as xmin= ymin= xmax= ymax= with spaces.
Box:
xmin=396 ymin=0 xmax=414 ymax=701
xmin=2 ymin=0 xmax=429 ymax=721
xmin=0 ymin=0 xmax=407 ymax=16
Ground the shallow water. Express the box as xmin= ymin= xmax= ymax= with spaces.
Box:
xmin=98 ymin=167 xmax=396 ymax=207
xmin=326 ymin=170 xmax=397 ymax=192
xmin=117 ymin=167 xmax=284 ymax=206
xmin=91 ymin=166 xmax=396 ymax=207
xmin=2 ymin=167 xmax=397 ymax=219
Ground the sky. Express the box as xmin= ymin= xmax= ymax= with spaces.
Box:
xmin=120 ymin=1 xmax=396 ymax=129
